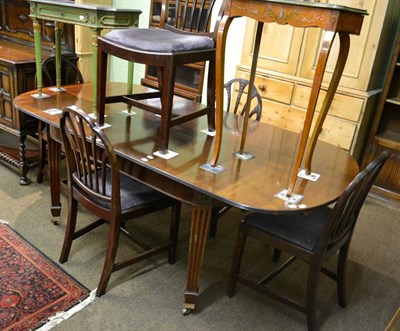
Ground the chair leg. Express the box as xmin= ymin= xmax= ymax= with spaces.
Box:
xmin=227 ymin=221 xmax=248 ymax=297
xmin=158 ymin=63 xmax=176 ymax=154
xmin=306 ymin=263 xmax=321 ymax=331
xmin=59 ymin=197 xmax=78 ymax=263
xmin=337 ymin=242 xmax=350 ymax=308
xmin=96 ymin=217 xmax=121 ymax=296
xmin=168 ymin=202 xmax=181 ymax=264
xmin=206 ymin=59 xmax=216 ymax=130
xmin=96 ymin=41 xmax=109 ymax=126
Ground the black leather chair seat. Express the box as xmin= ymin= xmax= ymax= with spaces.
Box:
xmin=73 ymin=168 xmax=168 ymax=211
xmin=244 ymin=207 xmax=331 ymax=252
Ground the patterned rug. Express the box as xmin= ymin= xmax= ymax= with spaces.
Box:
xmin=0 ymin=223 xmax=93 ymax=331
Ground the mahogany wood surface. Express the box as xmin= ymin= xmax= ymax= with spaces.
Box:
xmin=14 ymin=82 xmax=359 ymax=311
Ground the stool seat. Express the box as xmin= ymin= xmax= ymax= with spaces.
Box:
xmin=96 ymin=0 xmax=221 ymax=154
xmin=104 ymin=28 xmax=214 ymax=53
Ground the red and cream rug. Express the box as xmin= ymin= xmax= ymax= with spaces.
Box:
xmin=0 ymin=222 xmax=94 ymax=331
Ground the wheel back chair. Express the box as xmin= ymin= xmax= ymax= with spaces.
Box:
xmin=59 ymin=107 xmax=181 ymax=296
xmin=209 ymin=78 xmax=263 ymax=237
xmin=96 ymin=0 xmax=222 ymax=155
xmin=227 ymin=151 xmax=390 ymax=330
xmin=36 ymin=56 xmax=84 ymax=184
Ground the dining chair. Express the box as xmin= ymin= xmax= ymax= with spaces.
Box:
xmin=227 ymin=151 xmax=390 ymax=330
xmin=96 ymin=0 xmax=221 ymax=155
xmin=59 ymin=107 xmax=181 ymax=296
xmin=36 ymin=56 xmax=84 ymax=184
xmin=209 ymin=78 xmax=263 ymax=237
xmin=223 ymin=78 xmax=262 ymax=121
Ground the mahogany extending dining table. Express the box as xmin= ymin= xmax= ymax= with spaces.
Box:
xmin=14 ymin=82 xmax=359 ymax=313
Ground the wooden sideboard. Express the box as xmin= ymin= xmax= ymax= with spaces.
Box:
xmin=235 ymin=0 xmax=400 ymax=162
xmin=0 ymin=0 xmax=75 ymax=184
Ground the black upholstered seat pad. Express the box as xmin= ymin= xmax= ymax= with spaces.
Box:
xmin=73 ymin=168 xmax=168 ymax=211
xmin=104 ymin=28 xmax=214 ymax=53
xmin=244 ymin=207 xmax=332 ymax=252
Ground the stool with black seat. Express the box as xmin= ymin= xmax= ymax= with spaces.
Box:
xmin=227 ymin=151 xmax=390 ymax=330
xmin=96 ymin=0 xmax=222 ymax=156
xmin=59 ymin=107 xmax=181 ymax=296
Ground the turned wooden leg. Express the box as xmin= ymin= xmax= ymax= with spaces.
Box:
xmin=18 ymin=134 xmax=31 ymax=185
xmin=183 ymin=192 xmax=213 ymax=314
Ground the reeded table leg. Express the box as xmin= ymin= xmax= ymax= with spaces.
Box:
xmin=47 ymin=126 xmax=62 ymax=219
xmin=183 ymin=193 xmax=213 ymax=314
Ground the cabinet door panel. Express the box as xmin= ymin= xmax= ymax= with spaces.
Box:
xmin=300 ymin=0 xmax=386 ymax=90
xmin=241 ymin=19 xmax=304 ymax=75
xmin=0 ymin=64 xmax=14 ymax=127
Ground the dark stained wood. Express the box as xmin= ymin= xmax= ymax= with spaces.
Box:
xmin=59 ymin=107 xmax=181 ymax=296
xmin=14 ymin=82 xmax=359 ymax=311
xmin=227 ymin=151 xmax=389 ymax=330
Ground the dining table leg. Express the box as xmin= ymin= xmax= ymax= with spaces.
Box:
xmin=183 ymin=192 xmax=213 ymax=314
xmin=47 ymin=125 xmax=62 ymax=220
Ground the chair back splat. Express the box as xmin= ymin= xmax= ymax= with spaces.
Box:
xmin=96 ymin=0 xmax=221 ymax=155
xmin=161 ymin=0 xmax=214 ymax=33
xmin=59 ymin=107 xmax=181 ymax=296
xmin=224 ymin=78 xmax=262 ymax=121
xmin=227 ymin=151 xmax=390 ymax=331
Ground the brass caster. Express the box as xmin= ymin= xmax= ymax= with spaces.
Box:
xmin=182 ymin=308 xmax=192 ymax=316
xmin=19 ymin=176 xmax=31 ymax=185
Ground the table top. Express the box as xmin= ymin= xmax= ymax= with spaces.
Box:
xmin=27 ymin=0 xmax=141 ymax=12
xmin=14 ymin=83 xmax=359 ymax=213
xmin=222 ymin=0 xmax=367 ymax=35
xmin=247 ymin=0 xmax=368 ymax=14
xmin=28 ymin=0 xmax=141 ymax=29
